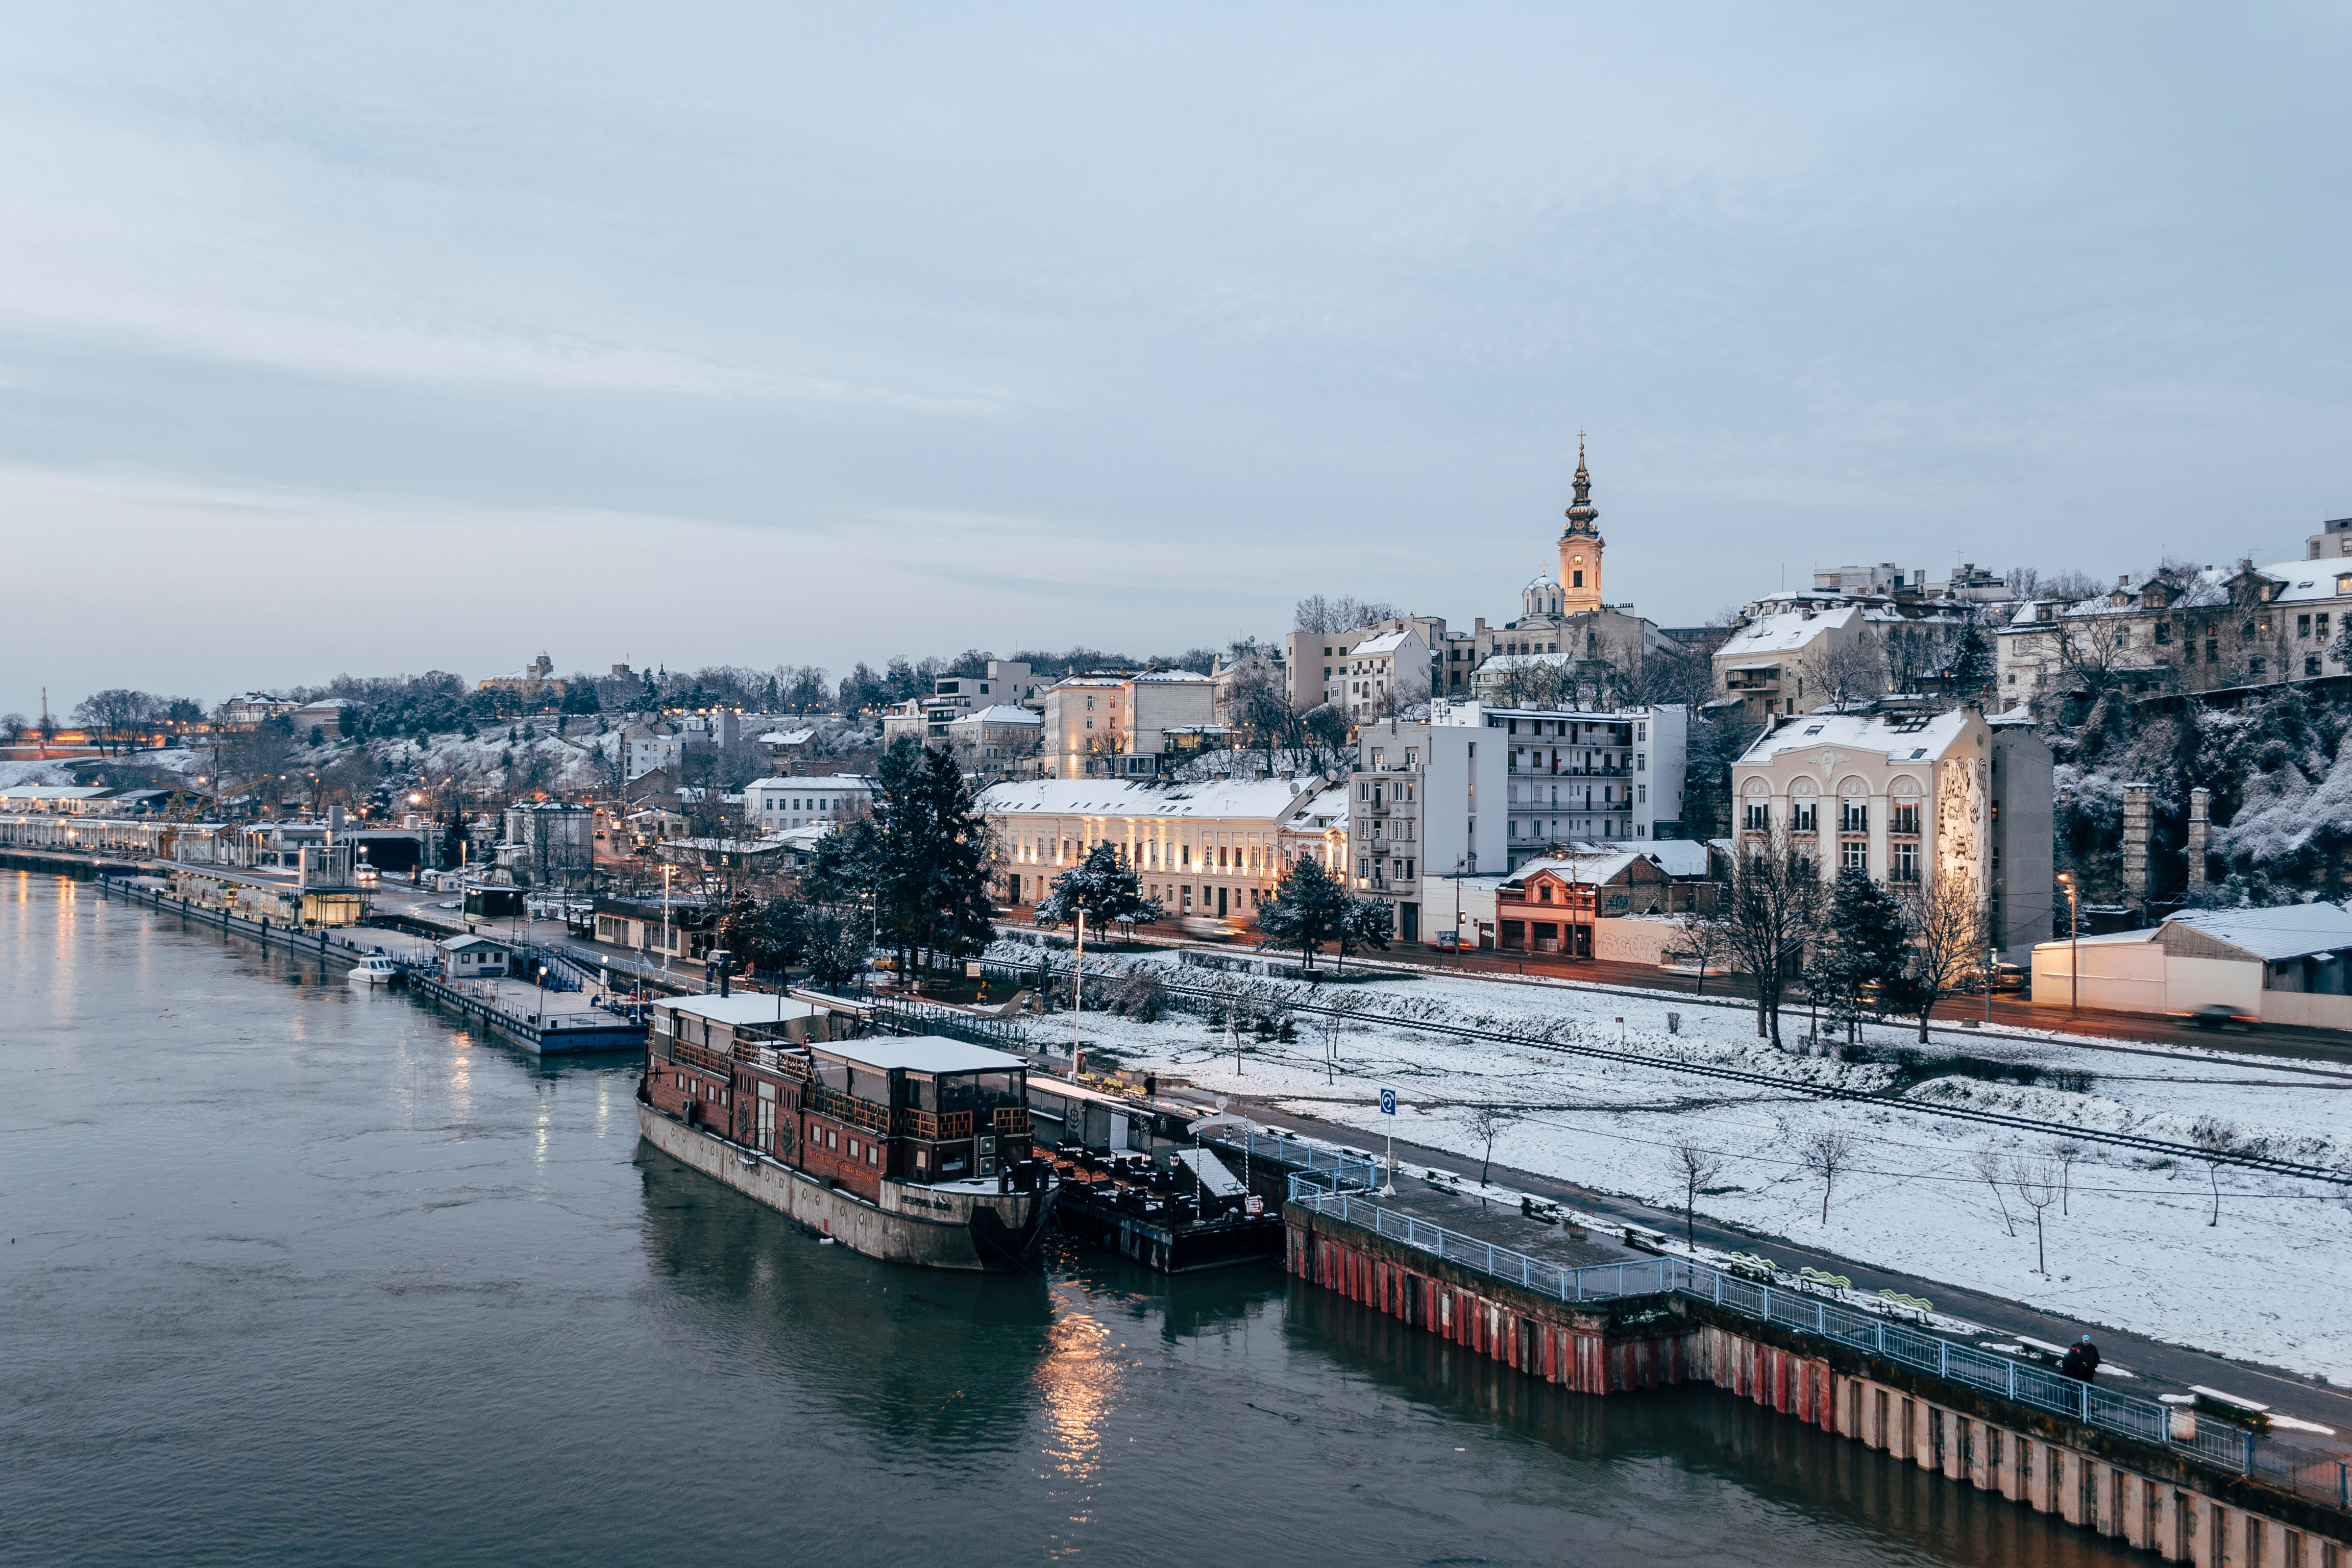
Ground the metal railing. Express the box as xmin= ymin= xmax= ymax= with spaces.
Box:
xmin=1287 ymin=1175 xmax=2345 ymax=1502
xmin=1202 ymin=1127 xmax=1381 ymax=1189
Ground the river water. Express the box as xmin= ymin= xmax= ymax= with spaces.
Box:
xmin=2 ymin=875 xmax=2137 ymax=1566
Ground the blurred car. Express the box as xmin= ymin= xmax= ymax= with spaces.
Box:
xmin=1178 ymin=916 xmax=1243 ymax=942
xmin=2183 ymin=1002 xmax=2258 ymax=1031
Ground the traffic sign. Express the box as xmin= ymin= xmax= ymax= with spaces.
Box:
xmin=1379 ymin=1088 xmax=1396 ymax=1116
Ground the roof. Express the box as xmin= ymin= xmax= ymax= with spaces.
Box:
xmin=2160 ymin=902 xmax=2352 ymax=962
xmin=1349 ymin=630 xmax=1415 ymax=656
xmin=1712 ymin=605 xmax=1860 ymax=658
xmin=977 ymin=776 xmax=1314 ymax=820
xmin=811 ymin=1034 xmax=1028 ymax=1075
xmin=745 ymin=774 xmax=873 ymax=792
xmin=1501 ymin=851 xmax=1653 ymax=887
xmin=1285 ymin=786 xmax=1351 ymax=831
xmin=949 ymin=704 xmax=1042 ymax=726
xmin=1738 ymin=708 xmax=1975 ymax=766
xmin=1559 ymin=837 xmax=1710 ymax=877
xmin=438 ymin=934 xmax=510 ymax=951
xmin=656 ymin=994 xmax=826 ymax=1025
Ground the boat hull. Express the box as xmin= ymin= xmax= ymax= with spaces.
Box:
xmin=635 ymin=1101 xmax=1053 ymax=1272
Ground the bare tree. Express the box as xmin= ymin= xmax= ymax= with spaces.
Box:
xmin=2012 ymin=1157 xmax=2062 ymax=1276
xmin=1466 ymin=1104 xmax=1520 ymax=1194
xmin=2050 ymin=1140 xmax=2085 ymax=1215
xmin=1903 ymin=876 xmax=1987 ymax=1042
xmin=1676 ymin=912 xmax=1730 ymax=997
xmin=1970 ymin=1147 xmax=2017 ymax=1236
xmin=1805 ymin=632 xmax=1884 ymax=713
xmin=1800 ymin=1129 xmax=1856 ymax=1222
xmin=1670 ymin=1141 xmax=1725 ymax=1252
xmin=1718 ymin=824 xmax=1822 ymax=1046
xmin=2189 ymin=1116 xmax=2238 ymax=1227
xmin=1294 ymin=595 xmax=1399 ymax=634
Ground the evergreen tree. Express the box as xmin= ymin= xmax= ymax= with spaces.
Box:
xmin=1038 ymin=843 xmax=1164 ymax=934
xmin=816 ymin=738 xmax=997 ymax=985
xmin=1259 ymin=855 xmax=1350 ymax=970
xmin=1334 ymin=896 xmax=1393 ymax=972
xmin=1805 ymin=868 xmax=1911 ymax=1042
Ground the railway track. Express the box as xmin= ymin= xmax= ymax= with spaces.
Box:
xmin=1035 ymin=957 xmax=2352 ymax=1188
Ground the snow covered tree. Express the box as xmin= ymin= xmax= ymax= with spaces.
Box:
xmin=808 ymin=738 xmax=997 ymax=985
xmin=1037 ymin=842 xmax=1164 ymax=935
xmin=1259 ymin=854 xmax=1350 ymax=970
xmin=1805 ymin=868 xmax=1909 ymax=1043
xmin=1334 ymin=896 xmax=1393 ymax=972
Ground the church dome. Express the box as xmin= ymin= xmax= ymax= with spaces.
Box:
xmin=1524 ymin=572 xmax=1559 ymax=592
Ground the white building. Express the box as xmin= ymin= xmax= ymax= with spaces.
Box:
xmin=1337 ymin=628 xmax=1431 ymax=721
xmin=977 ymin=774 xmax=1324 ymax=922
xmin=946 ymin=705 xmax=1044 ymax=775
xmin=744 ymin=774 xmax=874 ymax=833
xmin=883 ymin=660 xmax=1046 ymax=746
xmin=1349 ymin=716 xmax=1511 ymax=947
xmin=1427 ymin=698 xmax=1687 ymax=866
xmin=2030 ymin=902 xmax=2352 ymax=1028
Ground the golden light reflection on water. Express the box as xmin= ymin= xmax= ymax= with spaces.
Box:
xmin=1033 ymin=1285 xmax=1121 ymax=1533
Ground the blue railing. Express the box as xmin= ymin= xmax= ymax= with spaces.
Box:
xmin=1206 ymin=1128 xmax=1381 ymax=1189
xmin=1288 ymin=1179 xmax=2340 ymax=1500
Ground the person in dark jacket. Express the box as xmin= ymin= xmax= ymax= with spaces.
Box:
xmin=2060 ymin=1335 xmax=2100 ymax=1382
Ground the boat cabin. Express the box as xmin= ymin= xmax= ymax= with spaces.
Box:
xmin=643 ymin=1027 xmax=1033 ymax=1204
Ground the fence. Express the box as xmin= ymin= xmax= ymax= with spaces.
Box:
xmin=1202 ymin=1126 xmax=1382 ymax=1189
xmin=1287 ymin=1173 xmax=2347 ymax=1505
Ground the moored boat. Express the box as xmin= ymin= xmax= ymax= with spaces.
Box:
xmin=636 ymin=994 xmax=1054 ymax=1272
xmin=347 ymin=953 xmax=404 ymax=987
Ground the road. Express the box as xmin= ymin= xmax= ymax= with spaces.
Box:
xmin=1233 ymin=1094 xmax=2352 ymax=1450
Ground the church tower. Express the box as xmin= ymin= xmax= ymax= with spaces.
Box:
xmin=1557 ymin=438 xmax=1604 ymax=615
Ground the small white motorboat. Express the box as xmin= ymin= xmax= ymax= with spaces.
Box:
xmin=348 ymin=954 xmax=404 ymax=988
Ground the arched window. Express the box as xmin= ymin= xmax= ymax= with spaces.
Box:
xmin=1742 ymin=778 xmax=1770 ymax=832
xmin=1890 ymin=776 xmax=1923 ymax=836
xmin=1788 ymin=779 xmax=1819 ymax=832
xmin=1837 ymin=779 xmax=1870 ymax=835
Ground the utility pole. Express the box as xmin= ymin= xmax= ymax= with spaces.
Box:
xmin=2058 ymin=871 xmax=2079 ymax=1010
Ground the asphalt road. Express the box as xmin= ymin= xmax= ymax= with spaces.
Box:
xmin=1234 ymin=1095 xmax=2352 ymax=1450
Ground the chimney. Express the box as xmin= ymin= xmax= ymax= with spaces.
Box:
xmin=2122 ymin=783 xmax=2152 ymax=912
xmin=2187 ymin=787 xmax=2212 ymax=891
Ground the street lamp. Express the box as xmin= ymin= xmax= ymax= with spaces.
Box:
xmin=2057 ymin=871 xmax=2080 ymax=1010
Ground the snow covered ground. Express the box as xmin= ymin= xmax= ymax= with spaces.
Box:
xmin=1007 ymin=943 xmax=2352 ymax=1383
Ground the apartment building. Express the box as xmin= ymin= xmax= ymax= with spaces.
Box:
xmin=1996 ymin=558 xmax=2352 ymax=711
xmin=1730 ymin=706 xmax=2053 ymax=962
xmin=1346 ymin=717 xmax=1510 ymax=946
xmin=880 ymin=660 xmax=1046 ymax=746
xmin=1428 ymin=698 xmax=1687 ymax=867
xmin=946 ymin=705 xmax=1043 ymax=778
xmin=744 ymin=774 xmax=874 ymax=833
xmin=977 ymin=774 xmax=1323 ymax=922
xmin=1040 ymin=670 xmax=1220 ymax=778
xmin=1283 ymin=615 xmax=1447 ymax=714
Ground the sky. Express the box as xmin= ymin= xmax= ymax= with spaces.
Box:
xmin=4 ymin=3 xmax=2348 ymax=719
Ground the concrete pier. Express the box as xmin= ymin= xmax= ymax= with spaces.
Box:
xmin=1284 ymin=1183 xmax=2352 ymax=1564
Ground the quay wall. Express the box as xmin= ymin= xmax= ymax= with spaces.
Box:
xmin=1287 ymin=1205 xmax=2352 ymax=1565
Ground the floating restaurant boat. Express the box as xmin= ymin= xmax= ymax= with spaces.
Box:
xmin=635 ymin=994 xmax=1056 ymax=1272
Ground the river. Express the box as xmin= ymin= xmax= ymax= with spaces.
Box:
xmin=1 ymin=874 xmax=2136 ymax=1565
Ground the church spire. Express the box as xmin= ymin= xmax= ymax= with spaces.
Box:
xmin=1557 ymin=434 xmax=1605 ymax=615
xmin=1563 ymin=433 xmax=1598 ymax=536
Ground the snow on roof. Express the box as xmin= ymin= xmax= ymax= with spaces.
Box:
xmin=1501 ymin=851 xmax=1651 ymax=886
xmin=437 ymin=934 xmax=510 ymax=951
xmin=1285 ymin=786 xmax=1351 ymax=829
xmin=1560 ymin=837 xmax=1710 ymax=876
xmin=1739 ymin=708 xmax=1974 ymax=765
xmin=745 ymin=774 xmax=873 ymax=791
xmin=756 ymin=728 xmax=818 ymax=745
xmin=1712 ymin=605 xmax=1860 ymax=658
xmin=978 ymin=776 xmax=1313 ymax=820
xmin=657 ymin=994 xmax=826 ymax=1025
xmin=1479 ymin=652 xmax=1575 ymax=673
xmin=1349 ymin=630 xmax=1414 ymax=655
xmin=1524 ymin=572 xmax=1559 ymax=590
xmin=812 ymin=1034 xmax=1027 ymax=1075
xmin=2162 ymin=902 xmax=2352 ymax=961
xmin=949 ymin=704 xmax=1042 ymax=725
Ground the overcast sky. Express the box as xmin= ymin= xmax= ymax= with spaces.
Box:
xmin=5 ymin=3 xmax=2347 ymax=718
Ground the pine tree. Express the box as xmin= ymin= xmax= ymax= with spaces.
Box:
xmin=1259 ymin=855 xmax=1350 ymax=970
xmin=1806 ymin=867 xmax=1911 ymax=1043
xmin=1038 ymin=843 xmax=1164 ymax=934
xmin=1335 ymin=896 xmax=1393 ymax=972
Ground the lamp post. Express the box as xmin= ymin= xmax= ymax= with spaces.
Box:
xmin=2057 ymin=871 xmax=2080 ymax=1010
xmin=661 ymin=862 xmax=673 ymax=977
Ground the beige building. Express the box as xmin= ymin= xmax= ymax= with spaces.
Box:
xmin=1041 ymin=670 xmax=1219 ymax=778
xmin=1711 ymin=603 xmax=1870 ymax=720
xmin=946 ymin=705 xmax=1044 ymax=778
xmin=881 ymin=660 xmax=1045 ymax=746
xmin=978 ymin=774 xmax=1325 ymax=921
xmin=1284 ymin=614 xmax=1447 ymax=714
xmin=1732 ymin=706 xmax=2053 ymax=961
xmin=1996 ymin=558 xmax=2352 ymax=712
xmin=1337 ymin=628 xmax=1431 ymax=721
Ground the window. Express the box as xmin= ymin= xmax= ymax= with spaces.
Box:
xmin=2299 ymin=615 xmax=2312 ymax=638
xmin=2251 ymin=657 xmax=2268 ymax=675
xmin=2307 ymin=655 xmax=2322 ymax=677
xmin=1572 ymin=571 xmax=1583 ymax=586
xmin=1891 ymin=842 xmax=1919 ymax=883
xmin=2206 ymin=638 xmax=2219 ymax=662
xmin=2320 ymin=613 xmax=2332 ymax=638
xmin=1791 ymin=796 xmax=1817 ymax=831
xmin=1840 ymin=800 xmax=1868 ymax=833
xmin=1745 ymin=801 xmax=1769 ymax=831
xmin=1891 ymin=803 xmax=1920 ymax=835
xmin=1841 ymin=840 xmax=1867 ymax=874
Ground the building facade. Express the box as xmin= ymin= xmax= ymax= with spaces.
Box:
xmin=977 ymin=775 xmax=1322 ymax=922
xmin=1429 ymin=699 xmax=1687 ymax=865
xmin=1040 ymin=671 xmax=1218 ymax=778
xmin=744 ymin=774 xmax=874 ymax=834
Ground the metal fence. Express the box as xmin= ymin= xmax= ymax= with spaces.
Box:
xmin=1207 ymin=1127 xmax=1382 ymax=1189
xmin=1288 ymin=1175 xmax=2346 ymax=1503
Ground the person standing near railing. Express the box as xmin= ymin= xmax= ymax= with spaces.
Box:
xmin=2060 ymin=1335 xmax=2100 ymax=1384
